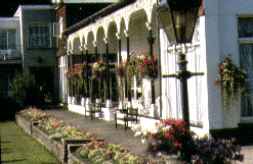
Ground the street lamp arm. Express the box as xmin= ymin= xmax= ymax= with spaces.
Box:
xmin=162 ymin=74 xmax=178 ymax=78
xmin=190 ymin=72 xmax=204 ymax=77
xmin=162 ymin=71 xmax=203 ymax=79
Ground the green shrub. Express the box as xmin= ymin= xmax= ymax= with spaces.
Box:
xmin=11 ymin=72 xmax=42 ymax=106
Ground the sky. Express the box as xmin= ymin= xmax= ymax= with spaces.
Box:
xmin=0 ymin=0 xmax=51 ymax=17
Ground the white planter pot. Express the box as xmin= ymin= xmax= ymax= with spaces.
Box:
xmin=95 ymin=112 xmax=101 ymax=118
xmin=85 ymin=98 xmax=92 ymax=114
xmin=118 ymin=101 xmax=123 ymax=109
xmin=68 ymin=96 xmax=72 ymax=104
xmin=142 ymin=78 xmax=152 ymax=107
xmin=72 ymin=97 xmax=76 ymax=105
xmin=105 ymin=100 xmax=112 ymax=108
xmin=127 ymin=101 xmax=132 ymax=108
xmin=149 ymin=104 xmax=157 ymax=117
xmin=81 ymin=97 xmax=86 ymax=106
xmin=131 ymin=99 xmax=139 ymax=108
xmin=101 ymin=107 xmax=114 ymax=121
xmin=95 ymin=98 xmax=101 ymax=104
xmin=85 ymin=98 xmax=91 ymax=105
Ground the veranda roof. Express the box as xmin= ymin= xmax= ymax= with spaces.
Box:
xmin=64 ymin=0 xmax=136 ymax=36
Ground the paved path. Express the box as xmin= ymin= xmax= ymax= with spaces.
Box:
xmin=240 ymin=146 xmax=253 ymax=164
xmin=46 ymin=110 xmax=253 ymax=163
xmin=46 ymin=110 xmax=148 ymax=156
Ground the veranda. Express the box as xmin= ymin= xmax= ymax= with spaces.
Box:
xmin=59 ymin=0 xmax=207 ymax=136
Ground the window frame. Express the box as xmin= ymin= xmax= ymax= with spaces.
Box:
xmin=0 ymin=29 xmax=17 ymax=50
xmin=238 ymin=16 xmax=253 ymax=120
xmin=27 ymin=22 xmax=52 ymax=49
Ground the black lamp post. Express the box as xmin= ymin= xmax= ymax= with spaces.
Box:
xmin=158 ymin=0 xmax=202 ymax=128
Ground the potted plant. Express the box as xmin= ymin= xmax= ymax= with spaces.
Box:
xmin=215 ymin=56 xmax=247 ymax=108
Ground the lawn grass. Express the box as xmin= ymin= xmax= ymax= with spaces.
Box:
xmin=0 ymin=121 xmax=59 ymax=164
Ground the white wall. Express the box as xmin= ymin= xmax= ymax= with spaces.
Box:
xmin=205 ymin=0 xmax=253 ymax=130
xmin=160 ymin=15 xmax=210 ymax=135
xmin=59 ymin=55 xmax=68 ymax=102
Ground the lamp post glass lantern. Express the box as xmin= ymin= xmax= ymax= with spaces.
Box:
xmin=158 ymin=0 xmax=201 ymax=128
xmin=158 ymin=0 xmax=201 ymax=45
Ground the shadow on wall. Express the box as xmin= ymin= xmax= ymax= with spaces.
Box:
xmin=0 ymin=97 xmax=21 ymax=121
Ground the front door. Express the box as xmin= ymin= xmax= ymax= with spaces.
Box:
xmin=29 ymin=66 xmax=54 ymax=103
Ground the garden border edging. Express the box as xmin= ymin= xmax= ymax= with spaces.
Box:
xmin=15 ymin=114 xmax=91 ymax=164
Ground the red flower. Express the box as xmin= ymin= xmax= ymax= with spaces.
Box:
xmin=174 ymin=140 xmax=182 ymax=149
xmin=164 ymin=131 xmax=172 ymax=140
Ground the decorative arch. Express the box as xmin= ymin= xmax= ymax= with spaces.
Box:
xmin=80 ymin=35 xmax=86 ymax=48
xmin=107 ymin=21 xmax=118 ymax=38
xmin=73 ymin=36 xmax=81 ymax=55
xmin=128 ymin=9 xmax=149 ymax=56
xmin=87 ymin=31 xmax=95 ymax=53
xmin=149 ymin=3 xmax=159 ymax=47
xmin=128 ymin=9 xmax=148 ymax=30
xmin=96 ymin=26 xmax=106 ymax=55
xmin=120 ymin=18 xmax=127 ymax=37
xmin=107 ymin=21 xmax=118 ymax=54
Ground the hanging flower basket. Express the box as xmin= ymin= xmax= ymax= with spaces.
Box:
xmin=126 ymin=56 xmax=139 ymax=79
xmin=138 ymin=55 xmax=158 ymax=79
xmin=215 ymin=56 xmax=247 ymax=108
xmin=92 ymin=59 xmax=107 ymax=79
xmin=116 ymin=62 xmax=126 ymax=78
xmin=66 ymin=64 xmax=84 ymax=79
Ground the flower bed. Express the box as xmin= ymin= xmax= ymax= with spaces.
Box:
xmin=16 ymin=108 xmax=183 ymax=164
xmin=34 ymin=116 xmax=96 ymax=163
xmin=69 ymin=140 xmax=181 ymax=164
xmin=16 ymin=108 xmax=98 ymax=163
xmin=132 ymin=119 xmax=244 ymax=164
xmin=16 ymin=107 xmax=50 ymax=135
xmin=18 ymin=107 xmax=49 ymax=121
xmin=16 ymin=107 xmax=48 ymax=133
xmin=32 ymin=125 xmax=91 ymax=163
xmin=78 ymin=140 xmax=143 ymax=164
xmin=68 ymin=145 xmax=87 ymax=164
xmin=16 ymin=114 xmax=34 ymax=135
